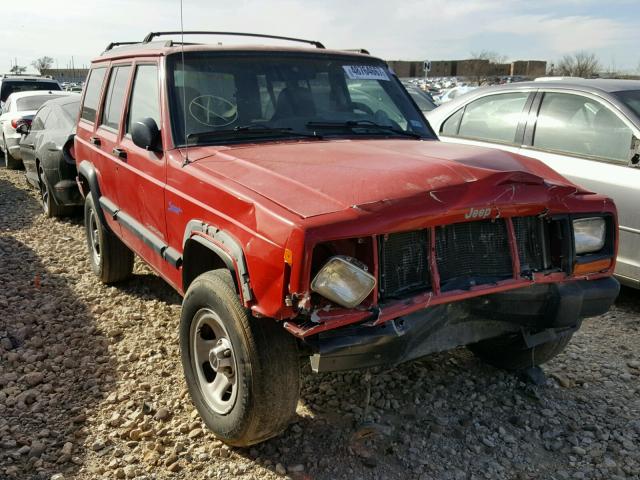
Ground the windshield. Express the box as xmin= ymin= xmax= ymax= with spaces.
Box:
xmin=0 ymin=81 xmax=61 ymax=103
xmin=16 ymin=95 xmax=66 ymax=111
xmin=167 ymin=52 xmax=433 ymax=146
xmin=614 ymin=90 xmax=640 ymax=119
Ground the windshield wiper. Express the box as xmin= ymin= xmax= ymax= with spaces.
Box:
xmin=306 ymin=120 xmax=422 ymax=139
xmin=187 ymin=125 xmax=323 ymax=143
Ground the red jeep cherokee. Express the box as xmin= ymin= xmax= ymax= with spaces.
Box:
xmin=75 ymin=32 xmax=619 ymax=446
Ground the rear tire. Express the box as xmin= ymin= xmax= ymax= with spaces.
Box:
xmin=3 ymin=135 xmax=21 ymax=170
xmin=38 ymin=164 xmax=73 ymax=217
xmin=468 ymin=333 xmax=573 ymax=371
xmin=84 ymin=194 xmax=133 ymax=283
xmin=180 ymin=269 xmax=300 ymax=446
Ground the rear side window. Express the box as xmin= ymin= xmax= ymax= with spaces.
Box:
xmin=101 ymin=65 xmax=132 ymax=130
xmin=127 ymin=65 xmax=160 ymax=133
xmin=454 ymin=92 xmax=529 ymax=144
xmin=533 ymin=92 xmax=633 ymax=163
xmin=81 ymin=67 xmax=107 ymax=122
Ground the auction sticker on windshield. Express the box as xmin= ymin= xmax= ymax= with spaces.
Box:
xmin=343 ymin=65 xmax=389 ymax=81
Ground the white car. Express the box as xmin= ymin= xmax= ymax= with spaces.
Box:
xmin=426 ymin=79 xmax=640 ymax=287
xmin=0 ymin=90 xmax=75 ymax=169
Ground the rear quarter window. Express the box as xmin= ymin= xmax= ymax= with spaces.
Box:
xmin=81 ymin=67 xmax=108 ymax=123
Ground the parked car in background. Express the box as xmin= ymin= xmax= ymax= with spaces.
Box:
xmin=19 ymin=95 xmax=81 ymax=217
xmin=433 ymin=85 xmax=478 ymax=105
xmin=426 ymin=79 xmax=640 ymax=287
xmin=403 ymin=83 xmax=437 ymax=114
xmin=0 ymin=90 xmax=73 ymax=168
xmin=0 ymin=75 xmax=61 ymax=109
xmin=74 ymin=32 xmax=619 ymax=446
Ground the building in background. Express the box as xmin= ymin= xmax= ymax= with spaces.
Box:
xmin=387 ymin=59 xmax=547 ymax=79
xmin=41 ymin=68 xmax=89 ymax=84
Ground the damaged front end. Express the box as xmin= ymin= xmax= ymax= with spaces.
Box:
xmin=283 ymin=172 xmax=620 ymax=373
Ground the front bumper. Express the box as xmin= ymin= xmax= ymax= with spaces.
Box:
xmin=307 ymin=277 xmax=619 ymax=372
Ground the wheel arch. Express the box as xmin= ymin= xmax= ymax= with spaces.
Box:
xmin=76 ymin=160 xmax=108 ymax=226
xmin=182 ymin=221 xmax=253 ymax=306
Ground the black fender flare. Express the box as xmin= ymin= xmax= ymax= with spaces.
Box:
xmin=182 ymin=220 xmax=253 ymax=304
xmin=77 ymin=160 xmax=108 ymax=228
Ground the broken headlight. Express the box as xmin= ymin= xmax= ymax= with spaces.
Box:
xmin=573 ymin=217 xmax=606 ymax=255
xmin=311 ymin=256 xmax=376 ymax=308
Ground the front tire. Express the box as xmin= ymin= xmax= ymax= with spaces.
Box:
xmin=468 ymin=332 xmax=573 ymax=371
xmin=84 ymin=194 xmax=133 ymax=283
xmin=180 ymin=269 xmax=300 ymax=447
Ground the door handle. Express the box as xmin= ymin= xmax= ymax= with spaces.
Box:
xmin=112 ymin=148 xmax=128 ymax=160
xmin=89 ymin=136 xmax=101 ymax=146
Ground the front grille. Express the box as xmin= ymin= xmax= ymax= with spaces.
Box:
xmin=512 ymin=216 xmax=547 ymax=272
xmin=379 ymin=230 xmax=429 ymax=300
xmin=436 ymin=219 xmax=513 ymax=291
xmin=378 ymin=216 xmax=551 ymax=300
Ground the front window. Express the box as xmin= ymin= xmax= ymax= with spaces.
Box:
xmin=533 ymin=92 xmax=632 ymax=163
xmin=167 ymin=52 xmax=432 ymax=146
xmin=614 ymin=90 xmax=640 ymax=119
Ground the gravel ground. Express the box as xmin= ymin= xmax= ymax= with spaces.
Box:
xmin=1 ymin=165 xmax=639 ymax=480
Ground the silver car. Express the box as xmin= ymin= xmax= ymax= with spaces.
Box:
xmin=426 ymin=79 xmax=640 ymax=287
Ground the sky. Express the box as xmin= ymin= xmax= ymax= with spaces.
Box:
xmin=2 ymin=0 xmax=639 ymax=74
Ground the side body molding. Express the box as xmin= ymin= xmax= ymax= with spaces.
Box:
xmin=77 ymin=160 xmax=182 ymax=269
xmin=183 ymin=220 xmax=253 ymax=303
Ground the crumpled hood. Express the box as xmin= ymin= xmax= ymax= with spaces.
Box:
xmin=192 ymin=139 xmax=580 ymax=218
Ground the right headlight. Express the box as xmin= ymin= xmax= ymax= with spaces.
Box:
xmin=311 ymin=256 xmax=376 ymax=308
xmin=573 ymin=217 xmax=606 ymax=255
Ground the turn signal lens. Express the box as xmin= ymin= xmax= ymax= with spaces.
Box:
xmin=573 ymin=258 xmax=612 ymax=276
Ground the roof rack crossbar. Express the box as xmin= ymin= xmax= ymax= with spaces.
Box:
xmin=104 ymin=41 xmax=139 ymax=52
xmin=142 ymin=31 xmax=325 ymax=49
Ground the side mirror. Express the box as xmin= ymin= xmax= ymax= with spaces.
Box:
xmin=16 ymin=123 xmax=30 ymax=135
xmin=131 ymin=117 xmax=161 ymax=152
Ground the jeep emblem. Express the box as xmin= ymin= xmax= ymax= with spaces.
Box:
xmin=464 ymin=207 xmax=492 ymax=219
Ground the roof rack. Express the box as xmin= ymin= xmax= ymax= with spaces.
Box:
xmin=142 ymin=31 xmax=325 ymax=49
xmin=341 ymin=49 xmax=370 ymax=55
xmin=104 ymin=41 xmax=139 ymax=52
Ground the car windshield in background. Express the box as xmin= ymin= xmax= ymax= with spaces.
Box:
xmin=17 ymin=95 xmax=67 ymax=111
xmin=61 ymin=100 xmax=81 ymax=121
xmin=0 ymin=81 xmax=61 ymax=102
xmin=406 ymin=87 xmax=437 ymax=112
xmin=166 ymin=53 xmax=432 ymax=146
xmin=614 ymin=90 xmax=640 ymax=119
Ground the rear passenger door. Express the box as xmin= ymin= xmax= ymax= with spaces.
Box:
xmin=76 ymin=65 xmax=123 ymax=234
xmin=437 ymin=91 xmax=534 ymax=155
xmin=519 ymin=91 xmax=640 ymax=282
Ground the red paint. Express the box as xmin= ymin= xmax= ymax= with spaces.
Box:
xmin=75 ymin=47 xmax=618 ymax=337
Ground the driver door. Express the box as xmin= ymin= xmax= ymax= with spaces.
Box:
xmin=112 ymin=61 xmax=168 ymax=272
